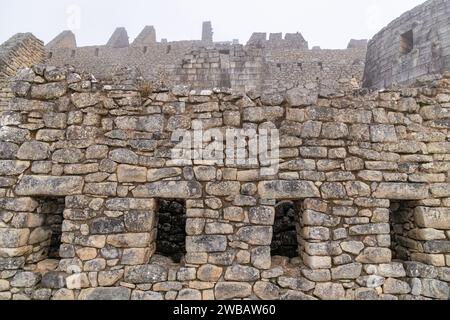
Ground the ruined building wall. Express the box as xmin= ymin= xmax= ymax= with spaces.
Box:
xmin=246 ymin=32 xmax=309 ymax=50
xmin=0 ymin=33 xmax=45 ymax=110
xmin=42 ymin=25 xmax=365 ymax=93
xmin=363 ymin=0 xmax=450 ymax=89
xmin=0 ymin=64 xmax=449 ymax=300
xmin=46 ymin=43 xmax=366 ymax=94
xmin=262 ymin=48 xmax=366 ymax=93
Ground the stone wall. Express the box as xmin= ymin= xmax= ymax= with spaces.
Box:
xmin=363 ymin=0 xmax=450 ymax=89
xmin=0 ymin=33 xmax=45 ymax=110
xmin=0 ymin=64 xmax=449 ymax=300
xmin=42 ymin=24 xmax=365 ymax=93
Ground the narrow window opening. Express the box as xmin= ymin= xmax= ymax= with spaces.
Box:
xmin=143 ymin=46 xmax=148 ymax=54
xmin=48 ymin=52 xmax=53 ymax=59
xmin=400 ymin=30 xmax=414 ymax=56
xmin=318 ymin=62 xmax=323 ymax=70
xmin=389 ymin=201 xmax=416 ymax=261
xmin=271 ymin=200 xmax=301 ymax=258
xmin=95 ymin=48 xmax=99 ymax=57
xmin=32 ymin=198 xmax=64 ymax=263
xmin=166 ymin=45 xmax=172 ymax=54
xmin=155 ymin=199 xmax=186 ymax=263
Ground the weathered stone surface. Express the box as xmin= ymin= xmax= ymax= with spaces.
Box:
xmin=249 ymin=206 xmax=275 ymax=225
xmin=224 ymin=265 xmax=260 ymax=281
xmin=377 ymin=263 xmax=406 ymax=278
xmin=423 ymin=241 xmax=450 ymax=254
xmin=117 ymin=164 xmax=147 ymax=183
xmin=349 ymin=224 xmax=390 ymax=235
xmin=321 ymin=122 xmax=349 ymax=139
xmin=0 ymin=160 xmax=29 ymax=176
xmin=197 ymin=264 xmax=223 ymax=282
xmin=147 ymin=168 xmax=181 ymax=182
xmin=17 ymin=142 xmax=49 ymax=160
xmin=10 ymin=272 xmax=40 ymax=288
xmin=383 ymin=278 xmax=411 ymax=294
xmin=52 ymin=148 xmax=84 ymax=163
xmin=31 ymin=82 xmax=67 ymax=99
xmin=280 ymin=290 xmax=317 ymax=300
xmin=132 ymin=181 xmax=202 ymax=199
xmin=186 ymin=236 xmax=227 ymax=252
xmin=106 ymin=233 xmax=150 ymax=248
xmin=356 ymin=248 xmax=392 ymax=264
xmin=206 ymin=181 xmax=241 ymax=196
xmin=414 ymin=207 xmax=450 ymax=229
xmin=114 ymin=115 xmax=164 ymax=132
xmin=258 ymin=180 xmax=320 ymax=199
xmin=79 ymin=287 xmax=131 ymax=300
xmin=15 ymin=175 xmax=84 ymax=196
xmin=71 ymin=92 xmax=102 ymax=108
xmin=404 ymin=261 xmax=439 ymax=278
xmin=0 ymin=127 xmax=30 ymax=143
xmin=253 ymin=281 xmax=280 ymax=300
xmin=0 ymin=228 xmax=30 ymax=248
xmin=243 ymin=107 xmax=284 ymax=122
xmin=278 ymin=277 xmax=315 ymax=291
xmin=131 ymin=290 xmax=163 ymax=300
xmin=340 ymin=241 xmax=365 ymax=255
xmin=193 ymin=166 xmax=216 ymax=181
xmin=124 ymin=265 xmax=168 ymax=283
xmin=177 ymin=289 xmax=202 ymax=300
xmin=0 ymin=142 xmax=19 ymax=159
xmin=8 ymin=97 xmax=54 ymax=112
xmin=124 ymin=211 xmax=155 ymax=232
xmin=370 ymin=125 xmax=397 ymax=142
xmin=321 ymin=183 xmax=347 ymax=199
xmin=105 ymin=198 xmax=156 ymax=210
xmin=109 ymin=148 xmax=139 ymax=164
xmin=91 ymin=217 xmax=125 ymax=234
xmin=313 ymin=283 xmax=345 ymax=300
xmin=373 ymin=183 xmax=429 ymax=200
xmin=331 ymin=263 xmax=362 ymax=280
xmin=215 ymin=282 xmax=252 ymax=300
xmin=421 ymin=279 xmax=449 ymax=299
xmin=235 ymin=226 xmax=272 ymax=245
xmin=41 ymin=272 xmax=68 ymax=289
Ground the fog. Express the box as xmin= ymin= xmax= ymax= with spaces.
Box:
xmin=0 ymin=0 xmax=426 ymax=48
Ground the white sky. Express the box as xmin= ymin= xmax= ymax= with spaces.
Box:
xmin=0 ymin=0 xmax=425 ymax=49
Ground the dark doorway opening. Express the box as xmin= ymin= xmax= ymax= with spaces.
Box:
xmin=155 ymin=199 xmax=187 ymax=263
xmin=271 ymin=200 xmax=300 ymax=258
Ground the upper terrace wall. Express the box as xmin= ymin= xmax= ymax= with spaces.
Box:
xmin=0 ymin=65 xmax=449 ymax=300
xmin=46 ymin=41 xmax=211 ymax=86
xmin=43 ymin=25 xmax=366 ymax=93
xmin=363 ymin=0 xmax=450 ymax=89
xmin=46 ymin=43 xmax=367 ymax=94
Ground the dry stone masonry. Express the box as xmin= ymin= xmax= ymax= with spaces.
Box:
xmin=363 ymin=0 xmax=450 ymax=89
xmin=0 ymin=63 xmax=449 ymax=301
xmin=43 ymin=22 xmax=366 ymax=94
xmin=0 ymin=0 xmax=450 ymax=301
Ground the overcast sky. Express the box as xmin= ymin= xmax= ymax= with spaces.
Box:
xmin=0 ymin=0 xmax=425 ymax=49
